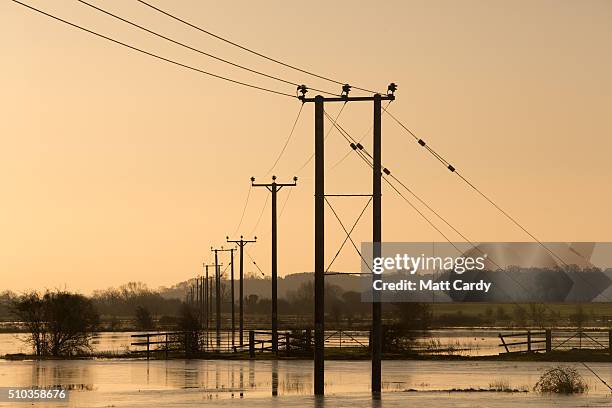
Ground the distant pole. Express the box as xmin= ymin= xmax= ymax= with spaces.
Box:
xmin=214 ymin=249 xmax=221 ymax=349
xmin=230 ymin=249 xmax=235 ymax=348
xmin=372 ymin=93 xmax=382 ymax=396
xmin=211 ymin=247 xmax=233 ymax=350
xmin=204 ymin=265 xmax=209 ymax=335
xmin=251 ymin=176 xmax=298 ymax=354
xmin=227 ymin=235 xmax=257 ymax=347
xmin=195 ymin=277 xmax=200 ymax=325
xmin=203 ymin=263 xmax=215 ymax=349
xmin=201 ymin=276 xmax=205 ymax=329
xmin=208 ymin=274 xmax=213 ymax=347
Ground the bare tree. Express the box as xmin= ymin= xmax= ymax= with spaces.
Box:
xmin=12 ymin=290 xmax=99 ymax=357
xmin=11 ymin=291 xmax=46 ymax=356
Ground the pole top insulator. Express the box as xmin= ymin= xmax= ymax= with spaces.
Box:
xmin=254 ymin=236 xmax=257 ymax=240
xmin=387 ymin=82 xmax=398 ymax=96
xmin=272 ymin=175 xmax=277 ymax=181
xmin=250 ymin=176 xmax=255 ymax=182
xmin=293 ymin=176 xmax=298 ymax=182
xmin=341 ymin=84 xmax=351 ymax=98
xmin=297 ymin=84 xmax=308 ymax=99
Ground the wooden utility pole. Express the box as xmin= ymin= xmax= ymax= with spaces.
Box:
xmin=213 ymin=249 xmax=221 ymax=349
xmin=314 ymin=95 xmax=325 ymax=396
xmin=203 ymin=263 xmax=215 ymax=349
xmin=227 ymin=235 xmax=257 ymax=347
xmin=251 ymin=176 xmax=297 ymax=354
xmin=211 ymin=247 xmax=234 ymax=350
xmin=371 ymin=93 xmax=382 ymax=396
xmin=208 ymin=271 xmax=213 ymax=347
xmin=195 ymin=277 xmax=200 ymax=324
xmin=299 ymin=84 xmax=396 ymax=396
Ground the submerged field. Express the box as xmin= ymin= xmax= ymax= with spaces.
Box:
xmin=0 ymin=359 xmax=611 ymax=407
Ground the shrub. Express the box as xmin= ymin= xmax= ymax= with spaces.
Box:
xmin=534 ymin=366 xmax=588 ymax=394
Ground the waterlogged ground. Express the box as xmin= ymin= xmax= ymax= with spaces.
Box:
xmin=0 ymin=359 xmax=611 ymax=407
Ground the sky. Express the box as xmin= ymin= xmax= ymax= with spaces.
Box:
xmin=1 ymin=0 xmax=611 ymax=294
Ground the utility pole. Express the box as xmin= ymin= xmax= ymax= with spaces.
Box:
xmin=213 ymin=249 xmax=220 ymax=349
xmin=298 ymin=83 xmax=396 ymax=396
xmin=195 ymin=277 xmax=200 ymax=324
xmin=372 ymin=93 xmax=383 ymax=397
xmin=203 ymin=263 xmax=215 ymax=349
xmin=251 ymin=175 xmax=297 ymax=354
xmin=230 ymin=249 xmax=235 ymax=348
xmin=211 ymin=247 xmax=234 ymax=350
xmin=227 ymin=235 xmax=257 ymax=347
xmin=208 ymin=270 xmax=213 ymax=347
xmin=201 ymin=275 xmax=205 ymax=329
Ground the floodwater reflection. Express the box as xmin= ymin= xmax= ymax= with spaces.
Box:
xmin=0 ymin=359 xmax=611 ymax=407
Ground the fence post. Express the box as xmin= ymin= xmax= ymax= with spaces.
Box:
xmin=546 ymin=329 xmax=551 ymax=353
xmin=165 ymin=333 xmax=169 ymax=359
xmin=609 ymin=329 xmax=612 ymax=357
xmin=146 ymin=334 xmax=150 ymax=360
xmin=249 ymin=330 xmax=255 ymax=358
xmin=527 ymin=330 xmax=531 ymax=352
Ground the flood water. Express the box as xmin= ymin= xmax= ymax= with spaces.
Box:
xmin=0 ymin=359 xmax=611 ymax=407
xmin=0 ymin=329 xmax=513 ymax=357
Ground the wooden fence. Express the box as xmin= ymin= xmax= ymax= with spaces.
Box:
xmin=499 ymin=329 xmax=612 ymax=355
xmin=131 ymin=329 xmax=369 ymax=359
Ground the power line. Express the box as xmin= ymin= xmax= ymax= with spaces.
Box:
xmin=136 ymin=0 xmax=381 ymax=95
xmin=249 ymin=193 xmax=269 ymax=236
xmin=329 ymin=100 xmax=392 ymax=171
xmin=385 ymin=109 xmax=612 ymax=305
xmin=232 ymin=185 xmax=252 ymax=235
xmin=581 ymin=361 xmax=612 ymax=393
xmin=279 ymin=186 xmax=293 ymax=218
xmin=384 ymin=109 xmax=590 ymax=270
xmin=245 ymin=249 xmax=265 ymax=277
xmin=77 ymin=0 xmax=339 ymax=97
xmin=265 ymin=103 xmax=304 ymax=176
xmin=11 ymin=0 xmax=296 ymax=98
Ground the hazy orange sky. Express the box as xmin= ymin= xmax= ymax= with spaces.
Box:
xmin=1 ymin=0 xmax=611 ymax=294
